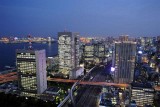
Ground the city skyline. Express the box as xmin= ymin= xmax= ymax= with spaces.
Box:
xmin=1 ymin=0 xmax=160 ymax=106
xmin=0 ymin=33 xmax=160 ymax=106
xmin=0 ymin=0 xmax=160 ymax=37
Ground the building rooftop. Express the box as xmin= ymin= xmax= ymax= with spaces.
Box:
xmin=45 ymin=87 xmax=60 ymax=93
xmin=72 ymin=67 xmax=83 ymax=71
xmin=16 ymin=49 xmax=45 ymax=53
xmin=131 ymin=82 xmax=153 ymax=88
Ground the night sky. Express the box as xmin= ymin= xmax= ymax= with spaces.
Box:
xmin=0 ymin=0 xmax=160 ymax=37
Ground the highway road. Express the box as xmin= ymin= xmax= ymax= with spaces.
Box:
xmin=0 ymin=70 xmax=128 ymax=88
xmin=0 ymin=72 xmax=17 ymax=83
xmin=74 ymin=63 xmax=111 ymax=107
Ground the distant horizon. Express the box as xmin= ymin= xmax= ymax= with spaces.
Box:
xmin=1 ymin=0 xmax=160 ymax=37
xmin=0 ymin=33 xmax=159 ymax=38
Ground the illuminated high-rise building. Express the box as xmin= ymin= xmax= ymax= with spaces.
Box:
xmin=83 ymin=42 xmax=106 ymax=65
xmin=156 ymin=36 xmax=160 ymax=72
xmin=112 ymin=40 xmax=136 ymax=84
xmin=16 ymin=49 xmax=47 ymax=97
xmin=119 ymin=35 xmax=129 ymax=41
xmin=94 ymin=42 xmax=106 ymax=63
xmin=157 ymin=36 xmax=160 ymax=52
xmin=58 ymin=32 xmax=80 ymax=79
xmin=83 ymin=44 xmax=94 ymax=63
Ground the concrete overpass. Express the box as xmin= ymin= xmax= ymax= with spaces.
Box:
xmin=47 ymin=77 xmax=129 ymax=88
xmin=0 ymin=72 xmax=159 ymax=91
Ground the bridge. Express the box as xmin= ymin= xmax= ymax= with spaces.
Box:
xmin=0 ymin=68 xmax=17 ymax=74
xmin=48 ymin=77 xmax=129 ymax=88
xmin=0 ymin=72 xmax=129 ymax=88
xmin=0 ymin=70 xmax=160 ymax=107
xmin=0 ymin=72 xmax=160 ymax=91
xmin=0 ymin=72 xmax=17 ymax=84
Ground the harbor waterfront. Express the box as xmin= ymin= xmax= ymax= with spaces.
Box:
xmin=0 ymin=42 xmax=58 ymax=71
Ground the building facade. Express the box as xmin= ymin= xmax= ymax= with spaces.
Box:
xmin=16 ymin=49 xmax=47 ymax=97
xmin=119 ymin=35 xmax=129 ymax=41
xmin=131 ymin=87 xmax=154 ymax=106
xmin=94 ymin=42 xmax=106 ymax=63
xmin=156 ymin=36 xmax=160 ymax=73
xmin=112 ymin=41 xmax=136 ymax=84
xmin=58 ymin=32 xmax=80 ymax=79
xmin=83 ymin=42 xmax=106 ymax=64
xmin=83 ymin=44 xmax=95 ymax=63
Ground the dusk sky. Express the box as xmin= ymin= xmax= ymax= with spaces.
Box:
xmin=0 ymin=0 xmax=160 ymax=37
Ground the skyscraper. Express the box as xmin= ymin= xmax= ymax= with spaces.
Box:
xmin=156 ymin=36 xmax=160 ymax=72
xmin=83 ymin=44 xmax=95 ymax=63
xmin=58 ymin=32 xmax=80 ymax=79
xmin=112 ymin=40 xmax=136 ymax=84
xmin=94 ymin=42 xmax=106 ymax=63
xmin=16 ymin=49 xmax=47 ymax=97
xmin=119 ymin=35 xmax=129 ymax=41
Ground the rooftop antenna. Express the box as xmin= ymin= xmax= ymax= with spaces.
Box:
xmin=28 ymin=34 xmax=33 ymax=50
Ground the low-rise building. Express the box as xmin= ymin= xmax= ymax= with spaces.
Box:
xmin=70 ymin=67 xmax=84 ymax=79
xmin=40 ymin=87 xmax=61 ymax=101
xmin=131 ymin=83 xmax=154 ymax=106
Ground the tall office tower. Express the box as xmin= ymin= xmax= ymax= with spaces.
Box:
xmin=156 ymin=36 xmax=160 ymax=72
xmin=16 ymin=49 xmax=47 ymax=97
xmin=94 ymin=42 xmax=106 ymax=63
xmin=157 ymin=36 xmax=160 ymax=53
xmin=83 ymin=44 xmax=95 ymax=64
xmin=58 ymin=32 xmax=80 ymax=79
xmin=112 ymin=40 xmax=136 ymax=84
xmin=119 ymin=35 xmax=129 ymax=41
xmin=140 ymin=37 xmax=155 ymax=50
xmin=74 ymin=33 xmax=80 ymax=69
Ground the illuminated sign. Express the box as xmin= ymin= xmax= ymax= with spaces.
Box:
xmin=111 ymin=67 xmax=115 ymax=72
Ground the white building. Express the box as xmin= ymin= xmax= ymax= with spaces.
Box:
xmin=58 ymin=32 xmax=80 ymax=79
xmin=71 ymin=67 xmax=84 ymax=79
xmin=112 ymin=40 xmax=136 ymax=84
xmin=16 ymin=49 xmax=47 ymax=97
